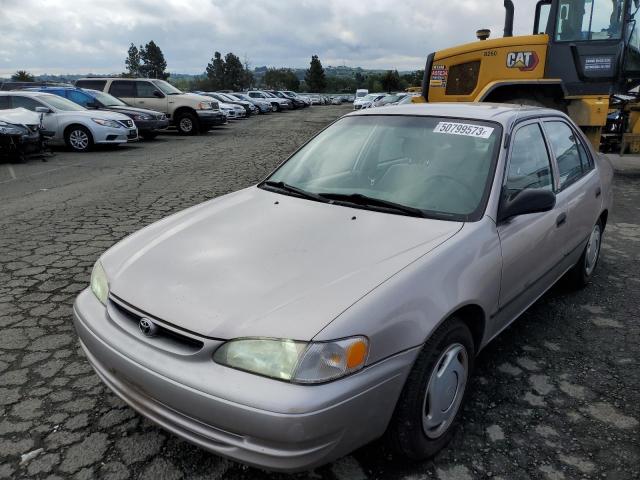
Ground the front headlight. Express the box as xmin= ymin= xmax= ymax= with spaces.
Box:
xmin=213 ymin=336 xmax=369 ymax=383
xmin=132 ymin=114 xmax=152 ymax=121
xmin=92 ymin=118 xmax=121 ymax=128
xmin=195 ymin=101 xmax=213 ymax=110
xmin=90 ymin=261 xmax=109 ymax=305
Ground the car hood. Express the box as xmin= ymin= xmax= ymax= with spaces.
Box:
xmin=103 ymin=105 xmax=163 ymax=117
xmin=0 ymin=107 xmax=40 ymax=125
xmin=103 ymin=187 xmax=462 ymax=340
xmin=59 ymin=109 xmax=132 ymax=122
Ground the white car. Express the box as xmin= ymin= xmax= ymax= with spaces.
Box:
xmin=245 ymin=91 xmax=291 ymax=112
xmin=218 ymin=102 xmax=245 ymax=120
xmin=354 ymin=93 xmax=386 ymax=110
xmin=0 ymin=91 xmax=137 ymax=152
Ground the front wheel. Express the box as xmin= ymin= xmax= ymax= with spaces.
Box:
xmin=568 ymin=220 xmax=603 ymax=288
xmin=388 ymin=318 xmax=475 ymax=460
xmin=176 ymin=112 xmax=199 ymax=135
xmin=65 ymin=125 xmax=93 ymax=153
xmin=271 ymin=103 xmax=279 ymax=112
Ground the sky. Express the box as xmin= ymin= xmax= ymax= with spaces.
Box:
xmin=0 ymin=0 xmax=534 ymax=76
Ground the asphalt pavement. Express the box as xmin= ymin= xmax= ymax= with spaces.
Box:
xmin=0 ymin=105 xmax=638 ymax=480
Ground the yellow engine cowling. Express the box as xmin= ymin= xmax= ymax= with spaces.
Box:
xmin=427 ymin=34 xmax=550 ymax=102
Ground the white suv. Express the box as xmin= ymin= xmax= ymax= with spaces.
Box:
xmin=75 ymin=78 xmax=226 ymax=135
xmin=0 ymin=91 xmax=136 ymax=152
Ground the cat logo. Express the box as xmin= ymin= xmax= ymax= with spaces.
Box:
xmin=506 ymin=51 xmax=539 ymax=71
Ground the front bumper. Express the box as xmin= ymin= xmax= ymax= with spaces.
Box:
xmin=195 ymin=110 xmax=227 ymax=126
xmin=93 ymin=126 xmax=137 ymax=144
xmin=73 ymin=288 xmax=417 ymax=472
xmin=134 ymin=118 xmax=170 ymax=133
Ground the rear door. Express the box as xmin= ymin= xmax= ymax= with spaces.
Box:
xmin=542 ymin=119 xmax=601 ymax=262
xmin=495 ymin=120 xmax=568 ymax=333
xmin=134 ymin=81 xmax=167 ymax=113
xmin=108 ymin=80 xmax=136 ymax=105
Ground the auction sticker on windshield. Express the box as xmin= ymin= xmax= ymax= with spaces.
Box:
xmin=434 ymin=122 xmax=494 ymax=139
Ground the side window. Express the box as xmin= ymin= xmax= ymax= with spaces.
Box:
xmin=249 ymin=92 xmax=258 ymax=98
xmin=108 ymin=81 xmax=135 ymax=98
xmin=0 ymin=96 xmax=10 ymax=109
xmin=66 ymin=90 xmax=91 ymax=107
xmin=506 ymin=123 xmax=554 ymax=196
xmin=11 ymin=96 xmax=41 ymax=111
xmin=135 ymin=81 xmax=157 ymax=98
xmin=544 ymin=121 xmax=588 ymax=188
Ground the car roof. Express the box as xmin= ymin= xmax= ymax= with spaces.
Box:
xmin=346 ymin=102 xmax=567 ymax=126
xmin=0 ymin=91 xmax=59 ymax=98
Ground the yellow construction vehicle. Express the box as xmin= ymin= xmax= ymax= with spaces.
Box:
xmin=417 ymin=0 xmax=640 ymax=150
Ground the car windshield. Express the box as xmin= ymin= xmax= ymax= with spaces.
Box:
xmin=362 ymin=94 xmax=379 ymax=101
xmin=264 ymin=115 xmax=501 ymax=220
xmin=87 ymin=90 xmax=127 ymax=107
xmin=219 ymin=93 xmax=237 ymax=102
xmin=356 ymin=91 xmax=367 ymax=97
xmin=152 ymin=80 xmax=182 ymax=95
xmin=37 ymin=95 xmax=86 ymax=111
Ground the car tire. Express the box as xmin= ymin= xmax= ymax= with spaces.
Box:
xmin=272 ymin=103 xmax=279 ymax=112
xmin=176 ymin=112 xmax=199 ymax=135
xmin=568 ymin=219 xmax=603 ymax=288
xmin=388 ymin=317 xmax=475 ymax=460
xmin=65 ymin=125 xmax=93 ymax=153
xmin=141 ymin=132 xmax=158 ymax=141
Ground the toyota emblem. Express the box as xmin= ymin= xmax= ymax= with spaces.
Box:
xmin=138 ymin=317 xmax=159 ymax=337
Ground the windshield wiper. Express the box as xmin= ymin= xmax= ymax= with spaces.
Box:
xmin=260 ymin=180 xmax=330 ymax=203
xmin=318 ymin=193 xmax=425 ymax=218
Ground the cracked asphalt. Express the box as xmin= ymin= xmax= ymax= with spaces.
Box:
xmin=0 ymin=105 xmax=638 ymax=480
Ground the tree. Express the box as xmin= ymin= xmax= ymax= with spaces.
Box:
xmin=354 ymin=72 xmax=366 ymax=88
xmin=124 ymin=43 xmax=141 ymax=77
xmin=224 ymin=52 xmax=245 ymax=91
xmin=11 ymin=70 xmax=35 ymax=82
xmin=304 ymin=55 xmax=326 ymax=92
xmin=139 ymin=41 xmax=168 ymax=79
xmin=264 ymin=68 xmax=300 ymax=90
xmin=205 ymin=51 xmax=225 ymax=90
xmin=242 ymin=57 xmax=254 ymax=89
xmin=381 ymin=70 xmax=402 ymax=92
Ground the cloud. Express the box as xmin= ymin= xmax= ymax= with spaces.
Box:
xmin=0 ymin=0 xmax=534 ymax=75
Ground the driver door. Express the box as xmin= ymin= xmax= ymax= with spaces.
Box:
xmin=493 ymin=120 xmax=568 ymax=335
xmin=134 ymin=81 xmax=167 ymax=112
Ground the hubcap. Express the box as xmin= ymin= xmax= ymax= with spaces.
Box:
xmin=179 ymin=117 xmax=193 ymax=132
xmin=69 ymin=130 xmax=89 ymax=150
xmin=585 ymin=224 xmax=601 ymax=275
xmin=422 ymin=343 xmax=468 ymax=439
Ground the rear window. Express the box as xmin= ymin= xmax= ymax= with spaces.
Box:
xmin=75 ymin=80 xmax=107 ymax=91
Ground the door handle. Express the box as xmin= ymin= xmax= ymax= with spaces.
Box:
xmin=595 ymin=187 xmax=601 ymax=198
xmin=556 ymin=212 xmax=567 ymax=227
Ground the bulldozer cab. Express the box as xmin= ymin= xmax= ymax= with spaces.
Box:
xmin=534 ymin=0 xmax=640 ymax=95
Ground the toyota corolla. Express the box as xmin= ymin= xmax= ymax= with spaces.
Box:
xmin=73 ymin=103 xmax=612 ymax=472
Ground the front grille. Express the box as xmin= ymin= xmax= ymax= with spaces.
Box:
xmin=445 ymin=61 xmax=481 ymax=96
xmin=107 ymin=294 xmax=204 ymax=354
xmin=118 ymin=119 xmax=134 ymax=128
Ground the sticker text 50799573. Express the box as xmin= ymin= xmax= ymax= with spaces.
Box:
xmin=433 ymin=122 xmax=494 ymax=139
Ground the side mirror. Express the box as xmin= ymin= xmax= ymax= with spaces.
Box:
xmin=35 ymin=106 xmax=51 ymax=114
xmin=86 ymin=102 xmax=100 ymax=109
xmin=152 ymin=90 xmax=165 ymax=98
xmin=498 ymin=188 xmax=556 ymax=222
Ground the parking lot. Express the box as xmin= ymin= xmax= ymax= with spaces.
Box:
xmin=0 ymin=104 xmax=638 ymax=480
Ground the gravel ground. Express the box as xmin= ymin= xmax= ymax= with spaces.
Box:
xmin=0 ymin=105 xmax=638 ymax=480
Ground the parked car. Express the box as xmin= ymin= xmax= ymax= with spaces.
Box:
xmin=0 ymin=91 xmax=136 ymax=152
xmin=354 ymin=93 xmax=386 ymax=110
xmin=197 ymin=92 xmax=255 ymax=116
xmin=265 ymin=90 xmax=306 ymax=109
xmin=309 ymin=95 xmax=323 ymax=105
xmin=75 ymin=78 xmax=225 ymax=135
xmin=0 ymin=107 xmax=51 ymax=160
xmin=282 ymin=91 xmax=311 ymax=106
xmin=245 ymin=90 xmax=291 ymax=112
xmin=24 ymin=86 xmax=169 ymax=140
xmin=72 ymin=103 xmax=613 ymax=472
xmin=354 ymin=88 xmax=368 ymax=102
xmin=331 ymin=96 xmax=342 ymax=105
xmin=230 ymin=93 xmax=272 ymax=114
